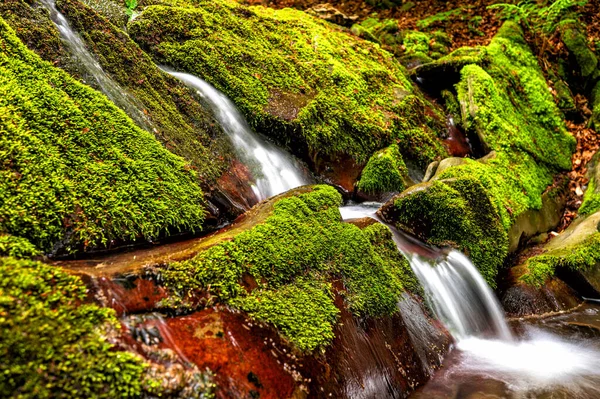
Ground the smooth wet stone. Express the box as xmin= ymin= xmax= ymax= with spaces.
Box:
xmin=501 ymin=264 xmax=581 ymax=318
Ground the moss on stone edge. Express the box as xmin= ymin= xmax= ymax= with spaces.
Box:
xmin=521 ymin=233 xmax=600 ymax=287
xmin=392 ymin=177 xmax=508 ymax=286
xmin=357 ymin=144 xmax=409 ymax=194
xmin=54 ymin=0 xmax=230 ymax=184
xmin=0 ymin=17 xmax=206 ymax=254
xmin=128 ymin=0 xmax=448 ymax=166
xmin=0 ymin=256 xmax=148 ymax=398
xmin=163 ymin=185 xmax=415 ymax=352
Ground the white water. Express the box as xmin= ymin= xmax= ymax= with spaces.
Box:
xmin=40 ymin=0 xmax=152 ymax=131
xmin=164 ymin=70 xmax=308 ymax=201
xmin=399 ymin=234 xmax=600 ymax=397
xmin=338 ymin=203 xmax=600 ymax=396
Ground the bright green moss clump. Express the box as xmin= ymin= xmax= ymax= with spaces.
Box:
xmin=0 ymin=235 xmax=40 ymax=259
xmin=163 ymin=185 xmax=415 ymax=351
xmin=357 ymin=144 xmax=409 ymax=194
xmin=521 ymin=233 xmax=600 ymax=287
xmin=0 ymin=257 xmax=148 ymax=398
xmin=53 ymin=0 xmax=230 ymax=184
xmin=129 ymin=0 xmax=448 ymax=165
xmin=0 ymin=18 xmax=206 ymax=254
xmin=392 ymin=177 xmax=508 ymax=286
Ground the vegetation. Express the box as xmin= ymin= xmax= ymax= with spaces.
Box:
xmin=0 ymin=257 xmax=148 ymax=398
xmin=128 ymin=0 xmax=448 ymax=167
xmin=162 ymin=185 xmax=417 ymax=351
xmin=54 ymin=0 xmax=231 ymax=185
xmin=357 ymin=144 xmax=410 ymax=194
xmin=383 ymin=22 xmax=574 ymax=285
xmin=521 ymin=233 xmax=600 ymax=287
xmin=0 ymin=17 xmax=207 ymax=254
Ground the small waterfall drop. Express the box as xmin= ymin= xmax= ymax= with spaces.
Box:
xmin=39 ymin=0 xmax=152 ymax=131
xmin=164 ymin=70 xmax=308 ymax=200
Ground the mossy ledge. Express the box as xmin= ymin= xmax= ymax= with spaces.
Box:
xmin=128 ymin=0 xmax=448 ymax=174
xmin=380 ymin=22 xmax=575 ymax=286
xmin=161 ymin=185 xmax=417 ymax=352
xmin=0 ymin=17 xmax=207 ymax=255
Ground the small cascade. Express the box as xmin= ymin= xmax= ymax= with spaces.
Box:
xmin=408 ymin=252 xmax=513 ymax=341
xmin=164 ymin=69 xmax=308 ymax=200
xmin=39 ymin=0 xmax=152 ymax=131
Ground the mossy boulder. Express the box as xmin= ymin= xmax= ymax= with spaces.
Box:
xmin=379 ymin=177 xmax=508 ymax=286
xmin=519 ymin=211 xmax=600 ymax=292
xmin=379 ymin=22 xmax=575 ymax=285
xmin=0 ymin=16 xmax=207 ymax=254
xmin=357 ymin=144 xmax=412 ymax=195
xmin=160 ymin=185 xmax=417 ymax=352
xmin=128 ymin=0 xmax=448 ymax=177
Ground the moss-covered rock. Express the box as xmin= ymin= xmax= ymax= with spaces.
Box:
xmin=379 ymin=22 xmax=575 ymax=285
xmin=0 ymin=256 xmax=149 ymax=398
xmin=0 ymin=16 xmax=207 ymax=254
xmin=161 ymin=185 xmax=417 ymax=352
xmin=53 ymin=0 xmax=232 ymax=185
xmin=357 ymin=144 xmax=411 ymax=194
xmin=560 ymin=20 xmax=598 ymax=79
xmin=128 ymin=0 xmax=448 ymax=170
xmin=519 ymin=211 xmax=600 ymax=289
xmin=379 ymin=177 xmax=508 ymax=286
xmin=0 ymin=0 xmax=67 ymax=65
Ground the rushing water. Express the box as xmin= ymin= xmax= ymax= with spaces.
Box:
xmin=338 ymin=202 xmax=600 ymax=398
xmin=163 ymin=69 xmax=308 ymax=201
xmin=39 ymin=0 xmax=153 ymax=131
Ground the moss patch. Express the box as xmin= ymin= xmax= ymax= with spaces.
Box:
xmin=521 ymin=233 xmax=600 ymax=287
xmin=390 ymin=177 xmax=508 ymax=286
xmin=357 ymin=144 xmax=409 ymax=194
xmin=162 ymin=185 xmax=415 ymax=351
xmin=0 ymin=17 xmax=206 ymax=254
xmin=49 ymin=0 xmax=230 ymax=185
xmin=0 ymin=256 xmax=149 ymax=398
xmin=128 ymin=0 xmax=448 ymax=166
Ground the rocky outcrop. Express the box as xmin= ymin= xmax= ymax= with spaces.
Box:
xmin=128 ymin=0 xmax=451 ymax=195
xmin=378 ymin=22 xmax=575 ymax=286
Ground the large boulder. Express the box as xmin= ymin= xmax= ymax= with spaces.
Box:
xmin=128 ymin=0 xmax=451 ymax=192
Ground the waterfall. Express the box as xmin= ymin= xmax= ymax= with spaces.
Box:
xmin=339 ymin=203 xmax=600 ymax=396
xmin=39 ymin=0 xmax=152 ymax=131
xmin=164 ymin=70 xmax=308 ymax=201
xmin=408 ymin=252 xmax=513 ymax=341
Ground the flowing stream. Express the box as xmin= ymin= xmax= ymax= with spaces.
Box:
xmin=339 ymin=203 xmax=600 ymax=398
xmin=163 ymin=69 xmax=308 ymax=201
xmin=40 ymin=0 xmax=153 ymax=131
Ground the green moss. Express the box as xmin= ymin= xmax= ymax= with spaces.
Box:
xmin=0 ymin=257 xmax=148 ymax=398
xmin=0 ymin=0 xmax=66 ymax=64
xmin=392 ymin=177 xmax=508 ymax=286
xmin=51 ymin=0 xmax=230 ymax=185
xmin=560 ymin=19 xmax=598 ymax=78
xmin=80 ymin=0 xmax=129 ymax=28
xmin=521 ymin=233 xmax=600 ymax=287
xmin=0 ymin=235 xmax=40 ymax=259
xmin=383 ymin=22 xmax=574 ymax=284
xmin=416 ymin=9 xmax=464 ymax=30
xmin=580 ymin=157 xmax=600 ymax=214
xmin=0 ymin=17 xmax=206 ymax=254
xmin=232 ymin=278 xmax=339 ymax=352
xmin=128 ymin=0 xmax=448 ymax=165
xmin=357 ymin=144 xmax=409 ymax=194
xmin=163 ymin=185 xmax=414 ymax=351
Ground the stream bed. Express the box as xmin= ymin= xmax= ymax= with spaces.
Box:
xmin=411 ymin=303 xmax=600 ymax=399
